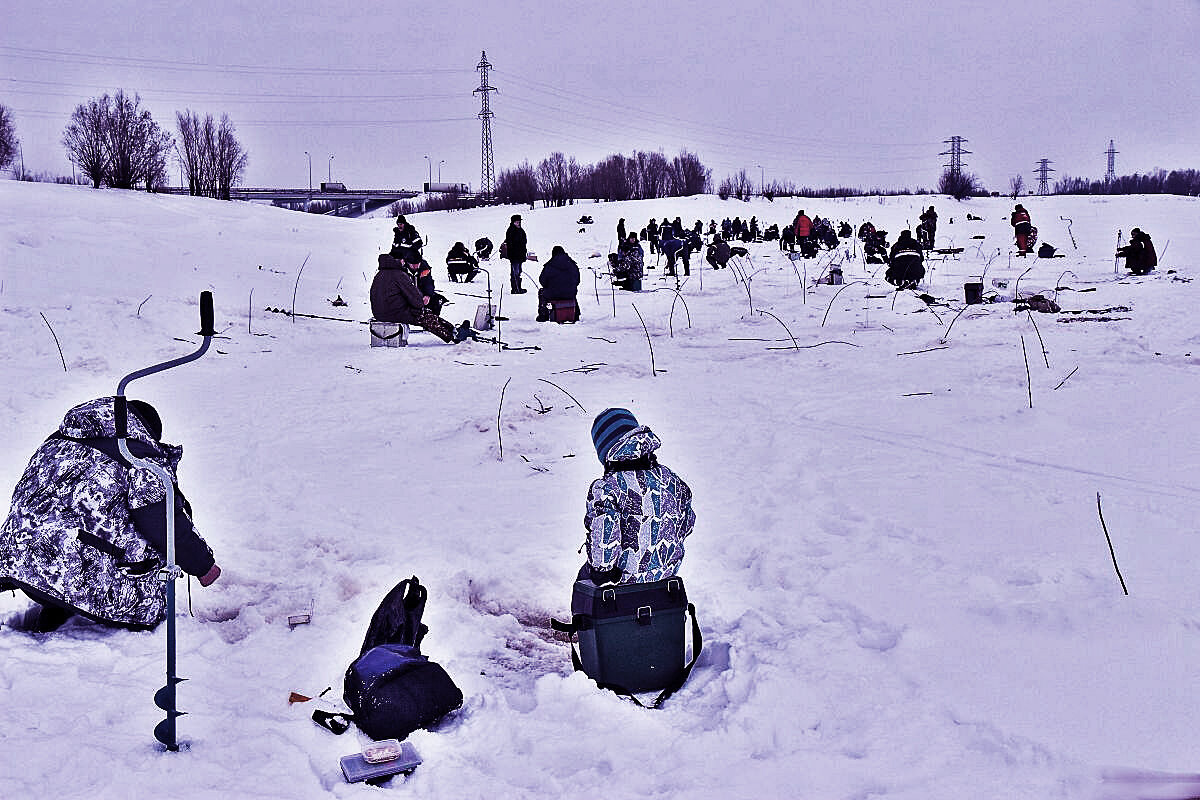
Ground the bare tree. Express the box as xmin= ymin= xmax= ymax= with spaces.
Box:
xmin=213 ymin=114 xmax=248 ymax=199
xmin=592 ymin=154 xmax=632 ymax=201
xmin=718 ymin=169 xmax=754 ymax=201
xmin=63 ymin=96 xmax=110 ymax=188
xmin=0 ymin=104 xmax=17 ymax=174
xmin=536 ymin=151 xmax=570 ymax=206
xmin=938 ymin=169 xmax=985 ymax=200
xmin=63 ymin=91 xmax=171 ymax=190
xmin=495 ymin=161 xmax=538 ymax=206
xmin=175 ymin=110 xmax=248 ymax=199
xmin=634 ymin=150 xmax=670 ymax=199
xmin=1009 ymin=173 xmax=1025 ymax=200
xmin=175 ymin=111 xmax=203 ymax=195
xmin=669 ymin=150 xmax=710 ymax=196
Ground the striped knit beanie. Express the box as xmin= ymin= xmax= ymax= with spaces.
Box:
xmin=591 ymin=408 xmax=638 ymax=464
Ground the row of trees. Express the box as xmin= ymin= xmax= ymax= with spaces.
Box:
xmin=11 ymin=97 xmax=1200 ymax=202
xmin=1051 ymin=168 xmax=1200 ymax=197
xmin=1 ymin=92 xmax=248 ymax=196
xmin=494 ymin=149 xmax=711 ymax=206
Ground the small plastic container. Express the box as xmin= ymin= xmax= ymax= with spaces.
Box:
xmin=363 ymin=739 xmax=403 ymax=764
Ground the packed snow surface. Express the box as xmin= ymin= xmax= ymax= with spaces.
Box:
xmin=2 ymin=181 xmax=1199 ymax=800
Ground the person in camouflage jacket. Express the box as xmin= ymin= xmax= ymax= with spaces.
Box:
xmin=0 ymin=397 xmax=220 ymax=631
xmin=582 ymin=409 xmax=695 ymax=585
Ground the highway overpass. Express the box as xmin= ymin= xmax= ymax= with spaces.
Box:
xmin=160 ymin=186 xmax=432 ymax=216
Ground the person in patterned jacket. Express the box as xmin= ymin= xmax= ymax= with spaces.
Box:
xmin=581 ymin=408 xmax=695 ymax=585
xmin=0 ymin=397 xmax=220 ymax=632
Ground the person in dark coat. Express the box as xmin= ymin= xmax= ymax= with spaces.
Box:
xmin=446 ymin=241 xmax=480 ymax=283
xmin=389 ymin=215 xmax=424 ymax=264
xmin=0 ymin=398 xmax=221 ymax=631
xmin=660 ymin=230 xmax=684 ymax=276
xmin=536 ymin=245 xmax=581 ymax=322
xmin=706 ymin=236 xmax=732 ymax=269
xmin=370 ymin=254 xmax=459 ymax=343
xmin=917 ymin=206 xmax=938 ymax=249
xmin=504 ymin=214 xmax=528 ymax=294
xmin=780 ymin=222 xmax=796 ymax=252
xmin=581 ymin=408 xmax=695 ymax=585
xmin=1117 ymin=228 xmax=1158 ymax=275
xmin=646 ymin=218 xmax=660 ymax=255
xmin=410 ymin=257 xmax=448 ymax=316
xmin=885 ymin=230 xmax=926 ymax=289
xmin=613 ymin=233 xmax=644 ymax=291
xmin=616 ymin=218 xmax=626 ymax=244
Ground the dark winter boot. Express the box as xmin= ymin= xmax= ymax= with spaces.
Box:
xmin=22 ymin=603 xmax=74 ymax=633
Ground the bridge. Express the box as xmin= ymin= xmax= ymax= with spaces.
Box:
xmin=160 ymin=186 xmax=432 ymax=216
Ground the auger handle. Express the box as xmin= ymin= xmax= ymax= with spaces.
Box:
xmin=198 ymin=291 xmax=215 ymax=337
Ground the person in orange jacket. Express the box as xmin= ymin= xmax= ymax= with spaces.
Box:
xmin=1010 ymin=204 xmax=1033 ymax=254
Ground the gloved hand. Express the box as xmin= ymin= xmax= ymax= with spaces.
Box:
xmin=198 ymin=563 xmax=221 ymax=587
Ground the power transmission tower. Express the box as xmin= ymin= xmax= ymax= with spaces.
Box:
xmin=473 ymin=51 xmax=497 ymax=200
xmin=1034 ymin=159 xmax=1055 ymax=195
xmin=1105 ymin=140 xmax=1118 ymax=183
xmin=939 ymin=135 xmax=971 ymax=175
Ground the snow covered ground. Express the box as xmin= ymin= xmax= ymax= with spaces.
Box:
xmin=1 ymin=180 xmax=1199 ymax=800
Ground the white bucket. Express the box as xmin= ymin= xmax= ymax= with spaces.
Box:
xmin=369 ymin=319 xmax=409 ymax=347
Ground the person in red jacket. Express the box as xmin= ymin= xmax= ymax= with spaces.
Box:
xmin=793 ymin=210 xmax=814 ymax=257
xmin=1010 ymin=204 xmax=1033 ymax=255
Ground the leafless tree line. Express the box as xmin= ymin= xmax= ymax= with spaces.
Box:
xmin=59 ymin=90 xmax=247 ymax=195
xmin=495 ymin=149 xmax=711 ymax=206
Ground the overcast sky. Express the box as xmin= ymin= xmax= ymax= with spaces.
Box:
xmin=3 ymin=0 xmax=1197 ymax=193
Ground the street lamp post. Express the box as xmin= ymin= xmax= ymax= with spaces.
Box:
xmin=327 ymin=154 xmax=334 ymax=183
xmin=304 ymin=151 xmax=312 ymax=191
xmin=424 ymin=154 xmax=431 ymax=187
xmin=438 ymin=160 xmax=445 ymax=182
xmin=755 ymin=164 xmax=764 ymax=196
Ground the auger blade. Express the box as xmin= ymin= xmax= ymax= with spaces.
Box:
xmin=153 ymin=677 xmax=187 ymax=711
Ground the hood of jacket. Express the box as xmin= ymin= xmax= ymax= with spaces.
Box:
xmin=60 ymin=397 xmax=159 ymax=446
xmin=605 ymin=426 xmax=661 ymax=463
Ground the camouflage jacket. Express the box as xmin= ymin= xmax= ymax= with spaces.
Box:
xmin=584 ymin=427 xmax=695 ymax=584
xmin=0 ymin=397 xmax=215 ymax=628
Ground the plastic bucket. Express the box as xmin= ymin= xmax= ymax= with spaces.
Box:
xmin=369 ymin=320 xmax=408 ymax=347
xmin=964 ymin=282 xmax=983 ymax=305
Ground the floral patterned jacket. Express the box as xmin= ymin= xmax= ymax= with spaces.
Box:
xmin=584 ymin=427 xmax=695 ymax=584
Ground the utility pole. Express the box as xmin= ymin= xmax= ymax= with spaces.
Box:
xmin=474 ymin=51 xmax=497 ymax=200
xmin=755 ymin=164 xmax=764 ymax=195
xmin=940 ymin=135 xmax=970 ymax=176
xmin=304 ymin=151 xmax=311 ymax=191
xmin=1034 ymin=159 xmax=1055 ymax=195
xmin=1105 ymin=140 xmax=1118 ymax=183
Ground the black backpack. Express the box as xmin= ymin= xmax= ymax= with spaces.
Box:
xmin=324 ymin=577 xmax=463 ymax=741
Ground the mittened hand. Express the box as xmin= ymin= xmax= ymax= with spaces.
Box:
xmin=198 ymin=563 xmax=222 ymax=587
